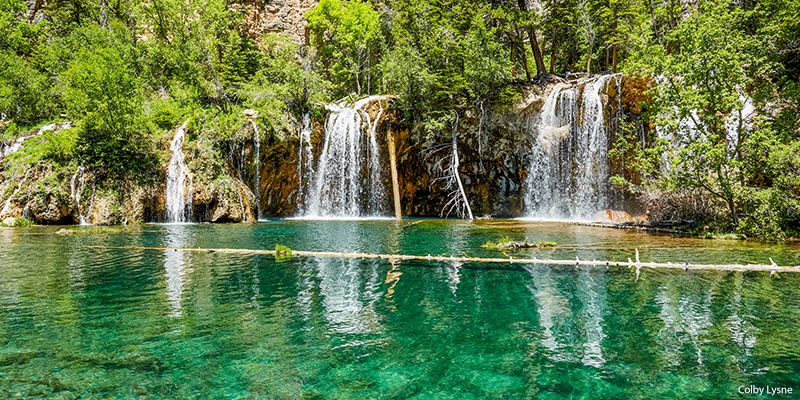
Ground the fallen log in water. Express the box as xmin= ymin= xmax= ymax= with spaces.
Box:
xmin=80 ymin=245 xmax=800 ymax=274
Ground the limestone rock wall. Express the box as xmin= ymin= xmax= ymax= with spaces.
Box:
xmin=231 ymin=0 xmax=318 ymax=45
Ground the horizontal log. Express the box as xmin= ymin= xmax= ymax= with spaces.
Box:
xmin=81 ymin=245 xmax=800 ymax=274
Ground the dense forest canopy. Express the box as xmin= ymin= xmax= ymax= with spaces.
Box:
xmin=0 ymin=0 xmax=799 ymax=236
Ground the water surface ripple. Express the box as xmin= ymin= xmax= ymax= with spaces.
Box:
xmin=1 ymin=220 xmax=799 ymax=399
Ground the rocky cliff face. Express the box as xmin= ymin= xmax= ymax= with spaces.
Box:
xmin=257 ymin=75 xmax=652 ymax=219
xmin=232 ymin=0 xmax=319 ymax=45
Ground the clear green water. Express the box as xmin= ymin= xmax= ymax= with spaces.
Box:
xmin=1 ymin=220 xmax=799 ymax=399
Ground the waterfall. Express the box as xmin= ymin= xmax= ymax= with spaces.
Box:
xmin=70 ymin=166 xmax=91 ymax=225
xmin=524 ymin=75 xmax=619 ymax=220
xmin=302 ymin=96 xmax=389 ymax=218
xmin=1 ymin=122 xmax=71 ymax=158
xmin=253 ymin=121 xmax=261 ymax=219
xmin=297 ymin=113 xmax=314 ymax=211
xmin=166 ymin=122 xmax=192 ymax=223
xmin=0 ymin=168 xmax=32 ymax=219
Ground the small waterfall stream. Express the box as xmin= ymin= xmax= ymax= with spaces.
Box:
xmin=0 ymin=168 xmax=32 ymax=219
xmin=166 ymin=122 xmax=192 ymax=223
xmin=253 ymin=121 xmax=261 ymax=219
xmin=524 ymin=75 xmax=621 ymax=220
xmin=297 ymin=113 xmax=314 ymax=207
xmin=301 ymin=96 xmax=389 ymax=218
xmin=1 ymin=122 xmax=71 ymax=158
xmin=70 ymin=166 xmax=90 ymax=225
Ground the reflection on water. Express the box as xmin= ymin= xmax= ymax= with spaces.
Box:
xmin=0 ymin=220 xmax=799 ymax=398
xmin=317 ymin=257 xmax=384 ymax=336
xmin=163 ymin=225 xmax=190 ymax=319
xmin=577 ymin=267 xmax=608 ymax=368
xmin=656 ymin=275 xmax=713 ymax=370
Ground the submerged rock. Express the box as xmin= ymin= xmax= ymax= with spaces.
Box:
xmin=593 ymin=209 xmax=633 ymax=223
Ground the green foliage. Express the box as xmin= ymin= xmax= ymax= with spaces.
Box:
xmin=307 ymin=0 xmax=381 ymax=96
xmin=275 ymin=244 xmax=293 ymax=260
xmin=0 ymin=51 xmax=55 ymax=124
xmin=5 ymin=125 xmax=78 ymax=167
xmin=239 ymin=32 xmax=329 ymax=125
xmin=12 ymin=217 xmax=34 ymax=227
xmin=608 ymin=117 xmax=666 ymax=194
xmin=645 ymin=0 xmax=774 ymax=228
xmin=57 ymin=26 xmax=154 ymax=174
xmin=0 ymin=0 xmax=44 ymax=55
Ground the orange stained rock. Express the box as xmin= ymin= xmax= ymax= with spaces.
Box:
xmin=593 ymin=209 xmax=633 ymax=223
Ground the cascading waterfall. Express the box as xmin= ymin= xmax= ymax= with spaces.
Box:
xmin=253 ymin=122 xmax=261 ymax=219
xmin=70 ymin=166 xmax=91 ymax=225
xmin=302 ymin=96 xmax=389 ymax=218
xmin=524 ymin=75 xmax=620 ymax=220
xmin=1 ymin=122 xmax=71 ymax=158
xmin=166 ymin=122 xmax=193 ymax=223
xmin=0 ymin=168 xmax=32 ymax=219
xmin=297 ymin=113 xmax=314 ymax=207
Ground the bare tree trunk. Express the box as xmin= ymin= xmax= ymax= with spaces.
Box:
xmin=518 ymin=0 xmax=547 ymax=76
xmin=387 ymin=128 xmax=402 ymax=220
xmin=517 ymin=28 xmax=532 ymax=80
xmin=528 ymin=28 xmax=547 ymax=76
xmin=586 ymin=41 xmax=592 ymax=73
xmin=521 ymin=50 xmax=532 ymax=80
xmin=450 ymin=114 xmax=473 ymax=220
xmin=612 ymin=43 xmax=618 ymax=73
xmin=612 ymin=4 xmax=618 ymax=73
xmin=550 ymin=24 xmax=557 ymax=74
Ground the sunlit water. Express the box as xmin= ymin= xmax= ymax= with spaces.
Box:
xmin=1 ymin=220 xmax=799 ymax=399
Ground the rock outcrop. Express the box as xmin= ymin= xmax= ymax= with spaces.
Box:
xmin=231 ymin=0 xmax=319 ymax=45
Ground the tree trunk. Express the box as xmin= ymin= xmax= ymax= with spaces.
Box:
xmin=517 ymin=0 xmax=546 ymax=76
xmin=521 ymin=51 xmax=532 ymax=80
xmin=727 ymin=197 xmax=738 ymax=226
xmin=513 ymin=29 xmax=532 ymax=80
xmin=549 ymin=24 xmax=557 ymax=74
xmin=612 ymin=43 xmax=618 ymax=73
xmin=586 ymin=41 xmax=592 ymax=73
xmin=519 ymin=39 xmax=532 ymax=80
xmin=387 ymin=128 xmax=402 ymax=221
xmin=451 ymin=119 xmax=473 ymax=220
xmin=612 ymin=4 xmax=618 ymax=73
xmin=528 ymin=28 xmax=547 ymax=76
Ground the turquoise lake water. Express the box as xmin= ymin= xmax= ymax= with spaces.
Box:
xmin=1 ymin=220 xmax=799 ymax=399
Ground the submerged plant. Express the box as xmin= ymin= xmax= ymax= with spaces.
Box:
xmin=275 ymin=244 xmax=293 ymax=256
xmin=481 ymin=237 xmax=556 ymax=249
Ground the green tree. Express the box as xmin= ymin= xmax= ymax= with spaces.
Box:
xmin=60 ymin=25 xmax=152 ymax=173
xmin=307 ymin=0 xmax=382 ymax=95
xmin=646 ymin=0 xmax=774 ymax=228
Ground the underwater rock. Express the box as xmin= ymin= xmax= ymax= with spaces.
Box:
xmin=593 ymin=209 xmax=633 ymax=223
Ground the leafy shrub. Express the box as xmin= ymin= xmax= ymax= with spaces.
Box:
xmin=14 ymin=217 xmax=34 ymax=227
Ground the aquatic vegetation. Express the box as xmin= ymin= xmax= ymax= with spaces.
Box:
xmin=481 ymin=237 xmax=557 ymax=249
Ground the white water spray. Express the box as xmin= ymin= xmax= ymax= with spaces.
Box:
xmin=524 ymin=75 xmax=619 ymax=220
xmin=69 ymin=166 xmax=92 ymax=225
xmin=166 ymin=122 xmax=192 ymax=223
xmin=297 ymin=113 xmax=314 ymax=209
xmin=0 ymin=169 xmax=32 ymax=219
xmin=302 ymin=96 xmax=389 ymax=218
xmin=252 ymin=121 xmax=261 ymax=219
